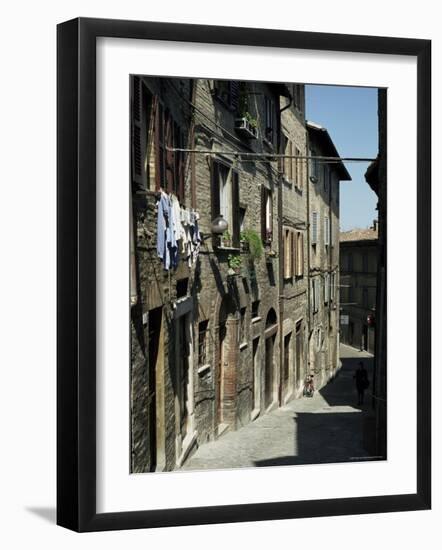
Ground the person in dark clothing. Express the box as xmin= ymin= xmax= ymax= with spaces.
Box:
xmin=354 ymin=362 xmax=369 ymax=405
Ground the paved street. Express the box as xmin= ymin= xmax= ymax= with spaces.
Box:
xmin=181 ymin=344 xmax=376 ymax=471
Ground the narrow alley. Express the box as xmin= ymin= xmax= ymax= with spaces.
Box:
xmin=181 ymin=344 xmax=377 ymax=471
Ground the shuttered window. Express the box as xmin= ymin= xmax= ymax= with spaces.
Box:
xmin=284 ymin=229 xmax=291 ymax=279
xmin=295 ymin=147 xmax=303 ymax=189
xmin=297 ymin=232 xmax=304 ymax=276
xmin=324 ymin=215 xmax=330 ymax=246
xmin=261 ymin=186 xmax=273 ymax=245
xmin=214 ymin=80 xmax=240 ymax=111
xmin=211 ymin=160 xmax=240 ymax=247
xmin=311 ymin=278 xmax=320 ymax=313
xmin=153 ymin=102 xmax=185 ymax=199
xmin=324 ymin=273 xmax=330 ymax=303
xmin=131 ymin=76 xmax=151 ymax=190
xmin=311 ymin=211 xmax=318 ymax=245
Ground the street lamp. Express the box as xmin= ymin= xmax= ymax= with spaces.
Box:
xmin=210 ymin=215 xmax=228 ymax=235
xmin=201 ymin=215 xmax=229 ymax=241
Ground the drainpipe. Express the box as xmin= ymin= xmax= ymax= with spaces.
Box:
xmin=277 ymin=97 xmax=290 ymax=406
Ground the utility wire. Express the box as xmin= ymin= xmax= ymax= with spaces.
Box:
xmin=166 ymin=147 xmax=375 ymax=163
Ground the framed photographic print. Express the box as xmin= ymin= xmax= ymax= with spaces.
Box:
xmin=57 ymin=17 xmax=431 ymax=532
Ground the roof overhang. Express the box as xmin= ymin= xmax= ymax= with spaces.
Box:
xmin=307 ymin=121 xmax=352 ymax=181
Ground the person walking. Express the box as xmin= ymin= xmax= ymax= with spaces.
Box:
xmin=354 ymin=362 xmax=369 ymax=406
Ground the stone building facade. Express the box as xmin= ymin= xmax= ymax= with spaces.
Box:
xmin=339 ymin=226 xmax=378 ymax=354
xmin=306 ymin=122 xmax=351 ymax=389
xmin=130 ymin=77 xmax=347 ymax=473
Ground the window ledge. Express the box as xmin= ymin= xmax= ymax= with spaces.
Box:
xmin=215 ymin=245 xmax=241 ymax=253
xmin=251 ymin=316 xmax=262 ymax=324
xmin=239 ymin=342 xmax=248 ymax=350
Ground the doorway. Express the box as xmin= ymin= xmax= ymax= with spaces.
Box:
xmin=177 ymin=313 xmax=191 ymax=443
xmin=264 ymin=308 xmax=278 ymax=409
xmin=147 ymin=306 xmax=162 ymax=472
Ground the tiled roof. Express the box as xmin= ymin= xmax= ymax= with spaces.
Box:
xmin=340 ymin=227 xmax=378 ymax=242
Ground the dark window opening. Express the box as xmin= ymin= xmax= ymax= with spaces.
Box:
xmin=176 ymin=278 xmax=189 ymax=299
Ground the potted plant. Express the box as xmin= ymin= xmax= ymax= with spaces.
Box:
xmin=240 ymin=229 xmax=264 ymax=262
xmin=220 ymin=230 xmax=232 ymax=248
xmin=227 ymin=253 xmax=242 ymax=275
xmin=235 ymin=112 xmax=258 ymax=139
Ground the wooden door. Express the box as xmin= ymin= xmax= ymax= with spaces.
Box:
xmin=265 ymin=336 xmax=274 ymax=408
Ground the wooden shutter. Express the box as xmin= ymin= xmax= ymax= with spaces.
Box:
xmin=292 ymin=230 xmax=297 ymax=277
xmin=231 ymin=171 xmax=240 ymax=247
xmin=324 ymin=216 xmax=329 ymax=246
xmin=311 ymin=212 xmax=318 ymax=244
xmin=299 ymin=232 xmax=304 ymax=275
xmin=284 ymin=229 xmax=291 ymax=278
xmin=131 ymin=76 xmax=146 ymax=189
xmin=230 ymin=81 xmax=240 ymax=110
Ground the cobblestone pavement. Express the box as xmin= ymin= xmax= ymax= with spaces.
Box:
xmin=181 ymin=344 xmax=376 ymax=471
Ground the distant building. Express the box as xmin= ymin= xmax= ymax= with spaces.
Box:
xmin=339 ymin=225 xmax=378 ymax=354
xmin=307 ymin=122 xmax=351 ymax=387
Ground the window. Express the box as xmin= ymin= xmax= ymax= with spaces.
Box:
xmin=311 ymin=211 xmax=318 ymax=245
xmin=295 ymin=147 xmax=303 ymax=189
xmin=324 ymin=273 xmax=330 ymax=304
xmin=311 ymin=278 xmax=320 ymax=313
xmin=213 ymin=80 xmax=240 ymax=110
xmin=176 ymin=278 xmax=189 ymax=299
xmin=283 ymin=136 xmax=293 ymax=183
xmin=264 ymin=96 xmax=275 ymax=143
xmin=282 ymin=138 xmax=302 ymax=188
xmin=252 ymin=300 xmax=260 ymax=320
xmin=295 ymin=231 xmax=304 ymax=277
xmin=324 ymin=215 xmax=330 ymax=247
xmin=330 ymin=272 xmax=336 ymax=303
xmin=261 ymin=186 xmax=273 ymax=245
xmin=284 ymin=228 xmax=292 ymax=279
xmin=284 ymin=228 xmax=303 ymax=280
xmin=198 ymin=320 xmax=209 ymax=366
xmin=153 ymin=102 xmax=186 ymax=199
xmin=211 ymin=161 xmax=240 ymax=247
xmin=348 ymin=253 xmax=354 ymax=272
xmin=239 ymin=206 xmax=246 ymax=231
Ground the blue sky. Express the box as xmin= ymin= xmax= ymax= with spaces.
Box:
xmin=305 ymin=85 xmax=378 ymax=231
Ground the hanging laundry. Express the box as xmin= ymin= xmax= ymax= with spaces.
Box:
xmin=170 ymin=193 xmax=185 ymax=244
xmin=156 ymin=191 xmax=178 ymax=270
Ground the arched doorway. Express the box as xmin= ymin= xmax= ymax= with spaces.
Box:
xmin=217 ymin=294 xmax=239 ymax=432
xmin=264 ymin=308 xmax=278 ymax=409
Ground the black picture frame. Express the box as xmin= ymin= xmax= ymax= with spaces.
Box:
xmin=57 ymin=17 xmax=431 ymax=532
